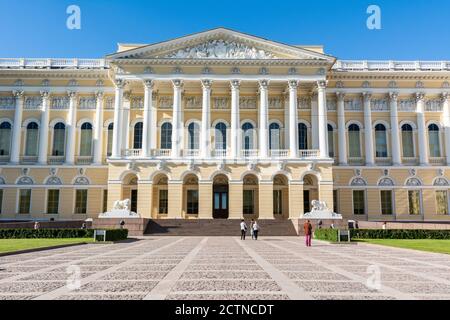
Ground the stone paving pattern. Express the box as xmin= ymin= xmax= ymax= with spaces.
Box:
xmin=0 ymin=237 xmax=449 ymax=300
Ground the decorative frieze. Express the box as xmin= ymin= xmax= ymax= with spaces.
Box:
xmin=24 ymin=96 xmax=43 ymax=110
xmin=185 ymin=96 xmax=201 ymax=109
xmin=344 ymin=98 xmax=363 ymax=111
xmin=213 ymin=97 xmax=229 ymax=109
xmin=239 ymin=97 xmax=257 ymax=109
xmin=0 ymin=96 xmax=15 ymax=109
xmin=398 ymin=99 xmax=416 ymax=112
xmin=269 ymin=97 xmax=283 ymax=109
xmin=105 ymin=97 xmax=114 ymax=110
xmin=159 ymin=97 xmax=173 ymax=109
xmin=131 ymin=97 xmax=144 ymax=110
xmin=425 ymin=99 xmax=443 ymax=112
xmin=327 ymin=99 xmax=337 ymax=111
xmin=297 ymin=97 xmax=310 ymax=110
xmin=51 ymin=96 xmax=69 ymax=110
xmin=78 ymin=96 xmax=97 ymax=110
xmin=371 ymin=99 xmax=389 ymax=111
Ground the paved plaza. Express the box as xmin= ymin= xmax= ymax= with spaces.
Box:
xmin=0 ymin=237 xmax=449 ymax=300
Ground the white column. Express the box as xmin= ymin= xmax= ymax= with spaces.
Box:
xmin=442 ymin=93 xmax=450 ymax=166
xmin=416 ymin=93 xmax=429 ymax=166
xmin=259 ymin=80 xmax=269 ymax=158
xmin=337 ymin=92 xmax=347 ymax=165
xmin=311 ymin=93 xmax=319 ymax=149
xmin=363 ymin=92 xmax=375 ymax=165
xmin=230 ymin=80 xmax=241 ymax=158
xmin=121 ymin=91 xmax=131 ymax=153
xmin=288 ymin=80 xmax=298 ymax=158
xmin=65 ymin=91 xmax=77 ymax=165
xmin=317 ymin=81 xmax=328 ymax=158
xmin=38 ymin=91 xmax=50 ymax=164
xmin=201 ymin=79 xmax=212 ymax=158
xmin=150 ymin=91 xmax=158 ymax=150
xmin=10 ymin=90 xmax=24 ymax=164
xmin=142 ymin=80 xmax=154 ymax=158
xmin=389 ymin=92 xmax=401 ymax=166
xmin=111 ymin=79 xmax=124 ymax=159
xmin=93 ymin=91 xmax=104 ymax=165
xmin=171 ymin=80 xmax=183 ymax=158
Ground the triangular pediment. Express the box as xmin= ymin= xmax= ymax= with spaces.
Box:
xmin=107 ymin=28 xmax=335 ymax=62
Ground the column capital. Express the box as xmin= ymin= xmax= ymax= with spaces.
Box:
xmin=336 ymin=92 xmax=346 ymax=101
xmin=362 ymin=92 xmax=372 ymax=101
xmin=317 ymin=80 xmax=328 ymax=90
xmin=389 ymin=92 xmax=399 ymax=101
xmin=441 ymin=92 xmax=449 ymax=102
xmin=13 ymin=90 xmax=24 ymax=99
xmin=258 ymin=79 xmax=270 ymax=90
xmin=201 ymin=79 xmax=213 ymax=90
xmin=416 ymin=92 xmax=426 ymax=102
xmin=143 ymin=79 xmax=154 ymax=90
xmin=40 ymin=90 xmax=50 ymax=99
xmin=123 ymin=90 xmax=132 ymax=102
xmin=230 ymin=79 xmax=241 ymax=90
xmin=95 ymin=91 xmax=104 ymax=100
xmin=288 ymin=80 xmax=299 ymax=90
xmin=114 ymin=79 xmax=126 ymax=89
xmin=172 ymin=79 xmax=184 ymax=89
xmin=67 ymin=91 xmax=77 ymax=100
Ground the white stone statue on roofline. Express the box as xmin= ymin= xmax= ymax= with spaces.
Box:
xmin=301 ymin=200 xmax=342 ymax=220
xmin=98 ymin=199 xmax=140 ymax=218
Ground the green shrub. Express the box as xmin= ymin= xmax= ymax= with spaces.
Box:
xmin=351 ymin=229 xmax=450 ymax=240
xmin=0 ymin=228 xmax=128 ymax=241
xmin=314 ymin=229 xmax=339 ymax=242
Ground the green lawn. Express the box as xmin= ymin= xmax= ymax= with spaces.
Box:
xmin=357 ymin=239 xmax=450 ymax=255
xmin=0 ymin=238 xmax=95 ymax=254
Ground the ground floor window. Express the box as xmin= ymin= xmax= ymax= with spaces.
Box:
xmin=435 ymin=190 xmax=449 ymax=215
xmin=19 ymin=189 xmax=31 ymax=214
xmin=131 ymin=189 xmax=138 ymax=213
xmin=102 ymin=190 xmax=108 ymax=213
xmin=408 ymin=190 xmax=421 ymax=215
xmin=243 ymin=190 xmax=255 ymax=215
xmin=380 ymin=190 xmax=393 ymax=215
xmin=159 ymin=189 xmax=168 ymax=214
xmin=47 ymin=190 xmax=60 ymax=214
xmin=273 ymin=190 xmax=282 ymax=215
xmin=187 ymin=190 xmax=199 ymax=214
xmin=353 ymin=190 xmax=365 ymax=215
xmin=75 ymin=189 xmax=88 ymax=214
xmin=0 ymin=189 xmax=3 ymax=214
xmin=333 ymin=190 xmax=338 ymax=213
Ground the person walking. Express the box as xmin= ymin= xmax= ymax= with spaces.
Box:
xmin=34 ymin=221 xmax=40 ymax=230
xmin=253 ymin=220 xmax=260 ymax=240
xmin=250 ymin=219 xmax=255 ymax=240
xmin=240 ymin=220 xmax=247 ymax=240
xmin=304 ymin=220 xmax=313 ymax=247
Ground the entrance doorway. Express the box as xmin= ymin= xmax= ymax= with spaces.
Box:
xmin=303 ymin=190 xmax=310 ymax=214
xmin=213 ymin=174 xmax=229 ymax=219
xmin=131 ymin=189 xmax=138 ymax=213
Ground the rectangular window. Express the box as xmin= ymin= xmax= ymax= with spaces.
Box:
xmin=273 ymin=190 xmax=283 ymax=215
xmin=19 ymin=189 xmax=31 ymax=214
xmin=159 ymin=189 xmax=168 ymax=214
xmin=47 ymin=190 xmax=60 ymax=214
xmin=243 ymin=190 xmax=255 ymax=215
xmin=0 ymin=189 xmax=3 ymax=214
xmin=333 ymin=190 xmax=338 ymax=213
xmin=436 ymin=190 xmax=448 ymax=215
xmin=408 ymin=190 xmax=421 ymax=215
xmin=187 ymin=190 xmax=199 ymax=214
xmin=353 ymin=190 xmax=365 ymax=215
xmin=380 ymin=190 xmax=393 ymax=215
xmin=75 ymin=189 xmax=88 ymax=214
xmin=102 ymin=190 xmax=108 ymax=213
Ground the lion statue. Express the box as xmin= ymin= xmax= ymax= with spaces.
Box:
xmin=113 ymin=199 xmax=131 ymax=211
xmin=311 ymin=200 xmax=329 ymax=212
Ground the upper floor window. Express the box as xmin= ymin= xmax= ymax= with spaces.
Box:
xmin=25 ymin=122 xmax=39 ymax=156
xmin=401 ymin=124 xmax=414 ymax=158
xmin=428 ymin=124 xmax=441 ymax=157
xmin=327 ymin=124 xmax=334 ymax=158
xmin=80 ymin=123 xmax=93 ymax=156
xmin=269 ymin=123 xmax=281 ymax=150
xmin=242 ymin=122 xmax=254 ymax=150
xmin=215 ymin=122 xmax=227 ymax=150
xmin=375 ymin=124 xmax=388 ymax=158
xmin=0 ymin=122 xmax=11 ymax=156
xmin=107 ymin=123 xmax=114 ymax=157
xmin=161 ymin=122 xmax=172 ymax=150
xmin=133 ymin=122 xmax=143 ymax=149
xmin=188 ymin=122 xmax=200 ymax=150
xmin=52 ymin=122 xmax=66 ymax=156
xmin=348 ymin=124 xmax=361 ymax=158
xmin=298 ymin=123 xmax=308 ymax=150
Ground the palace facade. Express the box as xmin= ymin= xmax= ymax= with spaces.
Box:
xmin=0 ymin=28 xmax=450 ymax=222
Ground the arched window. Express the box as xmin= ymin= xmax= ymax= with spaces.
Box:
xmin=52 ymin=122 xmax=66 ymax=156
xmin=348 ymin=124 xmax=361 ymax=157
xmin=80 ymin=123 xmax=93 ymax=156
xmin=161 ymin=122 xmax=172 ymax=150
xmin=327 ymin=124 xmax=334 ymax=158
xmin=25 ymin=122 xmax=39 ymax=156
xmin=428 ymin=124 xmax=441 ymax=157
xmin=269 ymin=123 xmax=281 ymax=150
xmin=215 ymin=122 xmax=227 ymax=150
xmin=375 ymin=124 xmax=388 ymax=158
xmin=0 ymin=122 xmax=11 ymax=156
xmin=107 ymin=123 xmax=114 ymax=157
xmin=133 ymin=122 xmax=143 ymax=149
xmin=242 ymin=122 xmax=254 ymax=150
xmin=188 ymin=122 xmax=200 ymax=150
xmin=401 ymin=124 xmax=414 ymax=158
xmin=298 ymin=123 xmax=308 ymax=150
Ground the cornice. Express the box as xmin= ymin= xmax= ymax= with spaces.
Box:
xmin=328 ymin=74 xmax=450 ymax=81
xmin=0 ymin=69 xmax=109 ymax=79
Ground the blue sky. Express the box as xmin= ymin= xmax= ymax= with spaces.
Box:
xmin=0 ymin=0 xmax=449 ymax=60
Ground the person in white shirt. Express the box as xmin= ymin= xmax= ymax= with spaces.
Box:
xmin=253 ymin=220 xmax=260 ymax=240
xmin=240 ymin=220 xmax=247 ymax=240
xmin=250 ymin=219 xmax=255 ymax=239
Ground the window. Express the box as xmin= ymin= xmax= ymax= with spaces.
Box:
xmin=269 ymin=123 xmax=281 ymax=150
xmin=243 ymin=190 xmax=255 ymax=215
xmin=102 ymin=189 xmax=108 ymax=213
xmin=187 ymin=190 xmax=199 ymax=214
xmin=402 ymin=124 xmax=414 ymax=158
xmin=436 ymin=190 xmax=448 ymax=215
xmin=161 ymin=123 xmax=172 ymax=150
xmin=348 ymin=124 xmax=361 ymax=157
xmin=375 ymin=124 xmax=388 ymax=158
xmin=215 ymin=122 xmax=227 ymax=150
xmin=80 ymin=123 xmax=93 ymax=156
xmin=273 ymin=190 xmax=283 ymax=215
xmin=353 ymin=190 xmax=365 ymax=215
xmin=25 ymin=122 xmax=39 ymax=156
xmin=133 ymin=122 xmax=143 ymax=149
xmin=333 ymin=190 xmax=338 ymax=213
xmin=107 ymin=123 xmax=114 ymax=157
xmin=328 ymin=124 xmax=334 ymax=158
xmin=75 ymin=189 xmax=88 ymax=214
xmin=380 ymin=190 xmax=393 ymax=215
xmin=298 ymin=123 xmax=308 ymax=150
xmin=408 ymin=190 xmax=421 ymax=215
xmin=0 ymin=122 xmax=11 ymax=156
xmin=159 ymin=189 xmax=168 ymax=214
xmin=188 ymin=122 xmax=200 ymax=150
xmin=52 ymin=122 xmax=66 ymax=156
xmin=18 ymin=189 xmax=31 ymax=214
xmin=242 ymin=122 xmax=254 ymax=150
xmin=0 ymin=189 xmax=3 ymax=214
xmin=428 ymin=124 xmax=441 ymax=157
xmin=47 ymin=190 xmax=60 ymax=214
